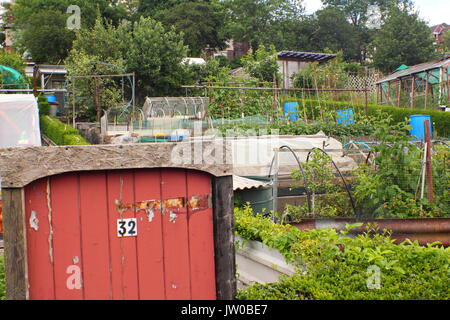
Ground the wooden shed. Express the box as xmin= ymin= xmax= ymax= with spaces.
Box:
xmin=0 ymin=142 xmax=236 ymax=300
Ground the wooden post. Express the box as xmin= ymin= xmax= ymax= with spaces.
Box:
xmin=2 ymin=189 xmax=29 ymax=300
xmin=425 ymin=72 xmax=430 ymax=110
xmin=376 ymin=84 xmax=380 ymax=104
xmin=424 ymin=121 xmax=434 ymax=203
xmin=211 ymin=176 xmax=236 ymax=300
xmin=388 ymin=81 xmax=391 ymax=104
xmin=32 ymin=66 xmax=39 ymax=97
xmin=364 ymin=71 xmax=369 ymax=119
xmin=411 ymin=76 xmax=415 ymax=108
xmin=397 ymin=79 xmax=402 ymax=107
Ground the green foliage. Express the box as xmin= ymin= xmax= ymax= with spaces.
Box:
xmin=9 ymin=0 xmax=131 ymax=64
xmin=206 ymin=71 xmax=279 ymax=119
xmin=292 ymin=52 xmax=355 ymax=90
xmin=286 ymin=149 xmax=353 ymax=220
xmin=372 ymin=7 xmax=437 ymax=73
xmin=0 ymin=50 xmax=26 ymax=76
xmin=157 ymin=1 xmax=227 ymax=56
xmin=120 ymin=16 xmax=189 ymax=99
xmin=283 ymin=99 xmax=450 ymax=138
xmin=235 ymin=206 xmax=450 ymax=300
xmin=0 ymin=255 xmax=4 ymax=300
xmin=224 ymin=0 xmax=303 ymax=51
xmin=40 ymin=115 xmax=90 ymax=146
xmin=242 ymin=44 xmax=280 ymax=83
xmin=353 ymin=121 xmax=450 ymax=218
xmin=38 ymin=96 xmax=51 ymax=116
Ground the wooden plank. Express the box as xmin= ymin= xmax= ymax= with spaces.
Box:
xmin=79 ymin=172 xmax=112 ymax=300
xmin=24 ymin=179 xmax=55 ymax=300
xmin=186 ymin=171 xmax=216 ymax=300
xmin=2 ymin=188 xmax=28 ymax=300
xmin=50 ymin=173 xmax=84 ymax=300
xmin=134 ymin=169 xmax=166 ymax=300
xmin=106 ymin=171 xmax=139 ymax=300
xmin=161 ymin=169 xmax=191 ymax=300
xmin=211 ymin=176 xmax=236 ymax=300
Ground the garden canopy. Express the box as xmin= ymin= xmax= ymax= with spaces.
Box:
xmin=0 ymin=65 xmax=27 ymax=88
xmin=0 ymin=94 xmax=42 ymax=148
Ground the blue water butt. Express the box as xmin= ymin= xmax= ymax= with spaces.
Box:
xmin=284 ymin=102 xmax=299 ymax=122
xmin=410 ymin=115 xmax=432 ymax=141
xmin=336 ymin=109 xmax=355 ymax=126
xmin=44 ymin=95 xmax=57 ymax=103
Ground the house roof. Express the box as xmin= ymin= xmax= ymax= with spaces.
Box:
xmin=376 ymin=57 xmax=450 ymax=84
xmin=278 ymin=51 xmax=336 ymax=62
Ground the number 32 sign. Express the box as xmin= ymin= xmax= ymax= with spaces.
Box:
xmin=117 ymin=218 xmax=138 ymax=237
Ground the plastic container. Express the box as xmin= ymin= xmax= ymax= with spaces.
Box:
xmin=284 ymin=102 xmax=299 ymax=122
xmin=336 ymin=109 xmax=355 ymax=126
xmin=410 ymin=115 xmax=432 ymax=141
xmin=44 ymin=95 xmax=58 ymax=103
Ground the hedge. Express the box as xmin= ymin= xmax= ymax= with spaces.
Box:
xmin=40 ymin=115 xmax=90 ymax=146
xmin=218 ymin=121 xmax=375 ymax=140
xmin=283 ymin=99 xmax=450 ymax=138
xmin=235 ymin=206 xmax=450 ymax=300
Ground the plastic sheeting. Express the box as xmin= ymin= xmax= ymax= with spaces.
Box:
xmin=186 ymin=132 xmax=358 ymax=177
xmin=0 ymin=94 xmax=42 ymax=148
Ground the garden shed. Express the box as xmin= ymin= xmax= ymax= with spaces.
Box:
xmin=376 ymin=57 xmax=450 ymax=109
xmin=0 ymin=142 xmax=236 ymax=300
xmin=278 ymin=51 xmax=337 ymax=89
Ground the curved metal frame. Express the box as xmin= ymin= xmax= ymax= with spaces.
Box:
xmin=306 ymin=147 xmax=357 ymax=216
xmin=268 ymin=145 xmax=312 ymax=214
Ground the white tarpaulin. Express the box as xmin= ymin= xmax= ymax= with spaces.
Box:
xmin=0 ymin=94 xmax=41 ymax=148
xmin=185 ymin=133 xmax=357 ymax=177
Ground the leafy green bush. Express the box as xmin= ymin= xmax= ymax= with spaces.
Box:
xmin=37 ymin=96 xmax=50 ymax=116
xmin=40 ymin=115 xmax=90 ymax=146
xmin=218 ymin=121 xmax=375 ymax=140
xmin=235 ymin=206 xmax=450 ymax=300
xmin=0 ymin=255 xmax=5 ymax=300
xmin=283 ymin=98 xmax=450 ymax=138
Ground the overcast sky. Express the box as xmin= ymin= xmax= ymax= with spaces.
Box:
xmin=304 ymin=0 xmax=449 ymax=25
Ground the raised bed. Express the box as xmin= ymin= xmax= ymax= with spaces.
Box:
xmin=292 ymin=218 xmax=450 ymax=247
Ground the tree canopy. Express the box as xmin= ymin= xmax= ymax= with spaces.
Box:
xmin=372 ymin=7 xmax=436 ymax=73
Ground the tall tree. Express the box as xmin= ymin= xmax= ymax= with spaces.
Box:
xmin=310 ymin=7 xmax=360 ymax=61
xmin=157 ymin=1 xmax=227 ymax=56
xmin=224 ymin=0 xmax=304 ymax=51
xmin=372 ymin=8 xmax=436 ymax=73
xmin=9 ymin=0 xmax=130 ymax=63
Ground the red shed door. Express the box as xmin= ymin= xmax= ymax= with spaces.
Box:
xmin=24 ymin=169 xmax=216 ymax=300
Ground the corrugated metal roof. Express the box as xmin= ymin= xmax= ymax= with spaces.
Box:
xmin=233 ymin=176 xmax=271 ymax=191
xmin=278 ymin=51 xmax=336 ymax=62
xmin=38 ymin=65 xmax=67 ymax=75
xmin=376 ymin=57 xmax=450 ymax=84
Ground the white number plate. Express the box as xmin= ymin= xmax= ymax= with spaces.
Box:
xmin=117 ymin=218 xmax=138 ymax=237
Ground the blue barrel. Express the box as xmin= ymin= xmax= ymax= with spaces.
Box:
xmin=410 ymin=115 xmax=432 ymax=141
xmin=44 ymin=95 xmax=57 ymax=103
xmin=336 ymin=109 xmax=355 ymax=126
xmin=284 ymin=102 xmax=299 ymax=122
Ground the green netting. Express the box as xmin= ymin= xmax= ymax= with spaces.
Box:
xmin=211 ymin=115 xmax=270 ymax=126
xmin=0 ymin=65 xmax=28 ymax=88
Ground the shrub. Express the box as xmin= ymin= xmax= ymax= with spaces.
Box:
xmin=283 ymin=99 xmax=450 ymax=138
xmin=235 ymin=206 xmax=450 ymax=300
xmin=37 ymin=96 xmax=50 ymax=116
xmin=40 ymin=115 xmax=90 ymax=146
